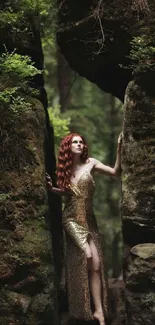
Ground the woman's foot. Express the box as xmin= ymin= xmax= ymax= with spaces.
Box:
xmin=93 ymin=310 xmax=105 ymax=325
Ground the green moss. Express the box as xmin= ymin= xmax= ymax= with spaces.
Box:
xmin=31 ymin=293 xmax=54 ymax=313
xmin=12 ymin=220 xmax=51 ymax=258
xmin=122 ymin=173 xmax=129 ymax=181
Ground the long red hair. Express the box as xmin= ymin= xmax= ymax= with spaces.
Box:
xmin=56 ymin=133 xmax=88 ymax=190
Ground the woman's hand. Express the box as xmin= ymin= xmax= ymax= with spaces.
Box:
xmin=46 ymin=173 xmax=67 ymax=196
xmin=117 ymin=132 xmax=123 ymax=150
xmin=46 ymin=173 xmax=53 ymax=191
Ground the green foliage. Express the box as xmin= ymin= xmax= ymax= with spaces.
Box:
xmin=14 ymin=0 xmax=57 ymax=38
xmin=0 ymin=87 xmax=32 ymax=116
xmin=10 ymin=96 xmax=32 ymax=115
xmin=14 ymin=0 xmax=55 ymax=13
xmin=0 ymin=51 xmax=42 ymax=82
xmin=48 ymin=106 xmax=70 ymax=153
xmin=128 ymin=33 xmax=155 ymax=73
xmin=0 ymin=0 xmax=57 ymax=46
xmin=0 ymin=87 xmax=19 ymax=104
xmin=0 ymin=50 xmax=42 ymax=113
xmin=0 ymin=9 xmax=23 ymax=27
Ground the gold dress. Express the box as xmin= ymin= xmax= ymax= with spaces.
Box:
xmin=62 ymin=170 xmax=109 ymax=321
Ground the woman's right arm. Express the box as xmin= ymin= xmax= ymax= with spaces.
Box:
xmin=46 ymin=173 xmax=67 ymax=196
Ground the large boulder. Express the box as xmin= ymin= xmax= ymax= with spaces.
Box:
xmin=0 ymin=2 xmax=61 ymax=324
xmin=57 ymin=0 xmax=155 ymax=101
xmin=125 ymin=244 xmax=155 ymax=325
xmin=122 ymin=80 xmax=155 ymax=248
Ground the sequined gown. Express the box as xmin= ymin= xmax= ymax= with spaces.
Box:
xmin=62 ymin=170 xmax=109 ymax=321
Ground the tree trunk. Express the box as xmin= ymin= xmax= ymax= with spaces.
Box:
xmin=0 ymin=3 xmax=61 ymax=324
xmin=122 ymin=79 xmax=155 ymax=325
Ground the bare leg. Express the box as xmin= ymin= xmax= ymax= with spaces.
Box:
xmin=89 ymin=239 xmax=105 ymax=325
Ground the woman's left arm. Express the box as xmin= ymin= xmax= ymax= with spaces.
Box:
xmin=93 ymin=132 xmax=123 ymax=177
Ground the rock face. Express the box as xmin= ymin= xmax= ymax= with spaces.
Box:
xmin=125 ymin=244 xmax=155 ymax=325
xmin=121 ymin=80 xmax=155 ymax=325
xmin=122 ymin=80 xmax=155 ymax=248
xmin=0 ymin=2 xmax=61 ymax=324
xmin=0 ymin=99 xmax=57 ymax=325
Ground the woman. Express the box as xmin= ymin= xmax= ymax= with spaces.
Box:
xmin=46 ymin=132 xmax=122 ymax=325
